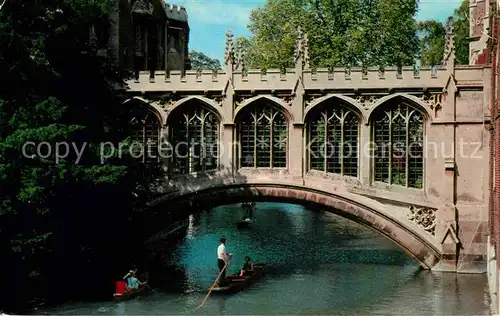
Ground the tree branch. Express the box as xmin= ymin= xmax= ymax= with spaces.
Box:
xmin=0 ymin=0 xmax=6 ymax=10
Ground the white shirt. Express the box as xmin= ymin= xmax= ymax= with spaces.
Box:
xmin=217 ymin=244 xmax=226 ymax=260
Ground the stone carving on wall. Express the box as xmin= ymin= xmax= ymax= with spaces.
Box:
xmin=150 ymin=93 xmax=183 ymax=111
xmin=304 ymin=94 xmax=324 ymax=108
xmin=211 ymin=95 xmax=224 ymax=107
xmin=408 ymin=205 xmax=436 ymax=235
xmin=355 ymin=95 xmax=381 ymax=111
xmin=279 ymin=95 xmax=293 ymax=107
xmin=234 ymin=95 xmax=249 ymax=109
xmin=420 ymin=92 xmax=443 ymax=111
xmin=155 ymin=100 xmax=176 ymax=111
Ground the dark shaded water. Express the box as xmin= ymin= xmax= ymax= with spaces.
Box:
xmin=44 ymin=203 xmax=491 ymax=315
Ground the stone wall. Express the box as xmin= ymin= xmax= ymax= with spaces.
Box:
xmin=101 ymin=0 xmax=190 ymax=73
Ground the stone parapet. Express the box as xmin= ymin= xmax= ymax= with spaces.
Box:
xmin=127 ymin=66 xmax=488 ymax=92
xmin=163 ymin=3 xmax=188 ymax=22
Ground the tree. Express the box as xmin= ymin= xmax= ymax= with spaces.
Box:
xmin=241 ymin=0 xmax=420 ymax=70
xmin=0 ymin=0 xmax=157 ymax=311
xmin=188 ymin=50 xmax=221 ymax=70
xmin=415 ymin=0 xmax=469 ymax=66
xmin=417 ymin=20 xmax=446 ymax=66
xmin=453 ymin=0 xmax=469 ymax=65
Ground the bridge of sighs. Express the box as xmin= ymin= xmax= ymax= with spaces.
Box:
xmin=124 ymin=26 xmax=490 ymax=273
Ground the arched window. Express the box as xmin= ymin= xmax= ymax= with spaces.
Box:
xmin=169 ymin=102 xmax=219 ymax=175
xmin=372 ymin=102 xmax=424 ymax=188
xmin=238 ymin=103 xmax=288 ymax=168
xmin=130 ymin=106 xmax=161 ymax=164
xmin=308 ymin=105 xmax=359 ymax=177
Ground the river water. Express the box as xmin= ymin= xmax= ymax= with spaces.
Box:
xmin=44 ymin=203 xmax=491 ymax=315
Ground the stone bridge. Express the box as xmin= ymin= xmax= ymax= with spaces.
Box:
xmin=125 ymin=27 xmax=490 ymax=273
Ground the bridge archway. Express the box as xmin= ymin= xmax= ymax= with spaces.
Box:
xmin=152 ymin=183 xmax=441 ymax=269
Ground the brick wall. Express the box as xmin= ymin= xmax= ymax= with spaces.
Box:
xmin=493 ymin=10 xmax=500 ymax=269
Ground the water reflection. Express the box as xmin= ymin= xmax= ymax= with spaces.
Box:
xmin=43 ymin=202 xmax=491 ymax=315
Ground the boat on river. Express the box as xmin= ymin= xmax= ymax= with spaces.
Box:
xmin=210 ymin=264 xmax=264 ymax=294
xmin=237 ymin=202 xmax=255 ymax=228
xmin=236 ymin=218 xmax=254 ymax=228
xmin=113 ymin=272 xmax=149 ymax=302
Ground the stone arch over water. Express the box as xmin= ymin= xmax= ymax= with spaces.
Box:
xmin=151 ymin=183 xmax=441 ymax=269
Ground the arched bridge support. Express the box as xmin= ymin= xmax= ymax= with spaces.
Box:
xmin=147 ymin=171 xmax=487 ymax=274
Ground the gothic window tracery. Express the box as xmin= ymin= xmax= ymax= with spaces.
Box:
xmin=307 ymin=104 xmax=359 ymax=177
xmin=238 ymin=102 xmax=288 ymax=168
xmin=130 ymin=106 xmax=161 ymax=164
xmin=169 ymin=102 xmax=219 ymax=175
xmin=372 ymin=102 xmax=424 ymax=188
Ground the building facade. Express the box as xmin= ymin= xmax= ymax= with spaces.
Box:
xmin=95 ymin=0 xmax=190 ymax=73
xmin=470 ymin=0 xmax=500 ymax=313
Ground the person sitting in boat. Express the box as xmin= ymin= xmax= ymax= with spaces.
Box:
xmin=242 ymin=202 xmax=255 ymax=222
xmin=123 ymin=270 xmax=147 ymax=291
xmin=114 ymin=280 xmax=128 ymax=296
xmin=240 ymin=256 xmax=254 ymax=276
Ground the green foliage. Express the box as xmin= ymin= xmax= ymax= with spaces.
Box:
xmin=416 ymin=0 xmax=469 ymax=66
xmin=453 ymin=0 xmax=469 ymax=65
xmin=242 ymin=0 xmax=420 ymax=70
xmin=417 ymin=20 xmax=446 ymax=66
xmin=188 ymin=50 xmax=221 ymax=70
xmin=0 ymin=0 xmax=160 ymax=310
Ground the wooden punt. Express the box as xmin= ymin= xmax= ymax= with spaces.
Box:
xmin=113 ymin=273 xmax=149 ymax=302
xmin=236 ymin=219 xmax=254 ymax=229
xmin=210 ymin=264 xmax=264 ymax=294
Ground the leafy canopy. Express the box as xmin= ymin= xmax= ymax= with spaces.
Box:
xmin=0 ymin=0 xmax=159 ymax=310
xmin=238 ymin=0 xmax=470 ymax=69
xmin=189 ymin=50 xmax=221 ymax=70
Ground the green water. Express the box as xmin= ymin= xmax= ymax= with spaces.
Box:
xmin=44 ymin=203 xmax=491 ymax=315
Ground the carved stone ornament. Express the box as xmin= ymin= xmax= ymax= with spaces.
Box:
xmin=150 ymin=93 xmax=183 ymax=111
xmin=234 ymin=95 xmax=248 ymax=109
xmin=280 ymin=95 xmax=293 ymax=106
xmin=304 ymin=94 xmax=321 ymax=108
xmin=355 ymin=95 xmax=381 ymax=111
xmin=408 ymin=205 xmax=436 ymax=235
xmin=212 ymin=95 xmax=224 ymax=106
xmin=420 ymin=92 xmax=443 ymax=111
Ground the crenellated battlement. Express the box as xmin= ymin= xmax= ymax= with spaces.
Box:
xmin=163 ymin=2 xmax=188 ymax=22
xmin=126 ymin=23 xmax=488 ymax=93
xmin=126 ymin=65 xmax=487 ymax=92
